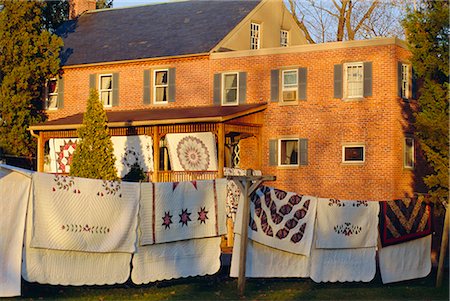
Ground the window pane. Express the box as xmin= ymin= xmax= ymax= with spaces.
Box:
xmin=155 ymin=87 xmax=167 ymax=102
xmin=101 ymin=76 xmax=112 ymax=89
xmin=405 ymin=138 xmax=414 ymax=167
xmin=283 ymin=71 xmax=297 ymax=86
xmin=280 ymin=139 xmax=298 ymax=165
xmin=224 ymin=74 xmax=237 ymax=89
xmin=47 ymin=95 xmax=58 ymax=109
xmin=48 ymin=80 xmax=58 ymax=94
xmin=282 ymin=91 xmax=297 ymax=102
xmin=344 ymin=147 xmax=364 ymax=162
xmin=155 ymin=71 xmax=167 ymax=85
xmin=101 ymin=91 xmax=111 ymax=106
xmin=225 ymin=89 xmax=237 ymax=103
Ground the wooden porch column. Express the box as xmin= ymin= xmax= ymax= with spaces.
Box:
xmin=30 ymin=130 xmax=45 ymax=172
xmin=152 ymin=126 xmax=160 ymax=182
xmin=217 ymin=123 xmax=225 ymax=178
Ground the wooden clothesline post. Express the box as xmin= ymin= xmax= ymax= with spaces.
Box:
xmin=228 ymin=170 xmax=276 ymax=296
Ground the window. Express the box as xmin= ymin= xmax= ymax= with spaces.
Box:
xmin=222 ymin=72 xmax=239 ymax=105
xmin=154 ymin=69 xmax=168 ymax=104
xmin=45 ymin=78 xmax=58 ymax=110
xmin=342 ymin=145 xmax=365 ymax=163
xmin=345 ymin=63 xmax=364 ymax=98
xmin=280 ymin=30 xmax=289 ymax=47
xmin=99 ymin=74 xmax=113 ymax=107
xmin=404 ymin=137 xmax=414 ymax=169
xmin=282 ymin=69 xmax=298 ymax=102
xmin=401 ymin=64 xmax=409 ymax=99
xmin=279 ymin=139 xmax=299 ymax=166
xmin=250 ymin=22 xmax=260 ymax=50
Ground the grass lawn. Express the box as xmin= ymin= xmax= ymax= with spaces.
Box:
xmin=11 ymin=266 xmax=449 ymax=300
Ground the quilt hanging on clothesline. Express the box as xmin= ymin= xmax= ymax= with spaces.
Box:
xmin=30 ymin=172 xmax=139 ymax=253
xmin=235 ymin=185 xmax=317 ymax=256
xmin=139 ymin=179 xmax=227 ymax=245
xmin=379 ymin=197 xmax=433 ymax=247
xmin=48 ymin=135 xmax=154 ymax=177
xmin=165 ymin=132 xmax=218 ymax=171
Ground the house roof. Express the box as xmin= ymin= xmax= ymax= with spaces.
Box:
xmin=29 ymin=103 xmax=267 ymax=131
xmin=57 ymin=0 xmax=261 ymax=66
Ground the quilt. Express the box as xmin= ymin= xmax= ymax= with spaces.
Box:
xmin=111 ymin=135 xmax=154 ymax=177
xmin=22 ymin=196 xmax=131 ymax=286
xmin=230 ymin=234 xmax=310 ymax=278
xmin=131 ymin=237 xmax=221 ymax=284
xmin=315 ymin=198 xmax=379 ymax=249
xmin=165 ymin=132 xmax=218 ymax=171
xmin=235 ymin=186 xmax=317 ymax=256
xmin=140 ymin=179 xmax=227 ymax=245
xmin=49 ymin=138 xmax=79 ymax=173
xmin=30 ymin=172 xmax=139 ymax=253
xmin=379 ymin=197 xmax=433 ymax=247
xmin=0 ymin=167 xmax=32 ymax=297
xmin=379 ymin=235 xmax=431 ymax=284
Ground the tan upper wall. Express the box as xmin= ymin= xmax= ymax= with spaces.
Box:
xmin=215 ymin=0 xmax=307 ymax=51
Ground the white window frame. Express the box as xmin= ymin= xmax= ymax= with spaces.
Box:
xmin=99 ymin=74 xmax=113 ymax=107
xmin=280 ymin=29 xmax=289 ymax=47
xmin=45 ymin=78 xmax=58 ymax=110
xmin=344 ymin=62 xmax=364 ymax=99
xmin=153 ymin=69 xmax=169 ymax=104
xmin=401 ymin=64 xmax=410 ymax=99
xmin=404 ymin=137 xmax=414 ymax=169
xmin=278 ymin=138 xmax=300 ymax=167
xmin=342 ymin=144 xmax=365 ymax=164
xmin=281 ymin=69 xmax=298 ymax=102
xmin=221 ymin=72 xmax=239 ymax=106
xmin=250 ymin=22 xmax=261 ymax=50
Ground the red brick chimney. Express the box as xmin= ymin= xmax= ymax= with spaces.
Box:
xmin=69 ymin=0 xmax=96 ymax=19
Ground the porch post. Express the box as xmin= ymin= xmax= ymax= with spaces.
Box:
xmin=152 ymin=125 xmax=160 ymax=182
xmin=217 ymin=123 xmax=224 ymax=178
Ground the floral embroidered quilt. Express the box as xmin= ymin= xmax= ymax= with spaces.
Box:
xmin=30 ymin=172 xmax=139 ymax=253
xmin=379 ymin=197 xmax=433 ymax=247
xmin=235 ymin=186 xmax=317 ymax=256
xmin=315 ymin=198 xmax=379 ymax=249
xmin=165 ymin=132 xmax=218 ymax=171
xmin=139 ymin=179 xmax=227 ymax=245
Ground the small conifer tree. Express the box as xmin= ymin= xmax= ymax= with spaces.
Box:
xmin=70 ymin=89 xmax=118 ymax=180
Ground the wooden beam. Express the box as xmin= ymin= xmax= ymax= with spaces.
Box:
xmin=436 ymin=204 xmax=449 ymax=287
xmin=217 ymin=123 xmax=225 ymax=178
xmin=152 ymin=126 xmax=160 ymax=182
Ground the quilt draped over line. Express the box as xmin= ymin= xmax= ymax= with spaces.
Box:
xmin=139 ymin=179 xmax=227 ymax=245
xmin=315 ymin=198 xmax=379 ymax=249
xmin=0 ymin=167 xmax=32 ymax=297
xmin=31 ymin=172 xmax=139 ymax=253
xmin=165 ymin=132 xmax=218 ymax=171
xmin=235 ymin=186 xmax=317 ymax=256
xmin=379 ymin=197 xmax=433 ymax=247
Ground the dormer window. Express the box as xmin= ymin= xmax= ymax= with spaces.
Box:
xmin=45 ymin=78 xmax=58 ymax=110
xmin=250 ymin=22 xmax=260 ymax=49
xmin=280 ymin=30 xmax=289 ymax=47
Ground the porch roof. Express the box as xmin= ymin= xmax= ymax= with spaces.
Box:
xmin=30 ymin=103 xmax=267 ymax=131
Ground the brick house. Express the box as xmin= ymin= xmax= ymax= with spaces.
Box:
xmin=29 ymin=0 xmax=426 ymax=203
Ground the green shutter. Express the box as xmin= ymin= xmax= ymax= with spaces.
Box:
xmin=112 ymin=73 xmax=119 ymax=106
xmin=270 ymin=69 xmax=279 ymax=102
xmin=168 ymin=68 xmax=176 ymax=102
xmin=239 ymin=72 xmax=247 ymax=104
xmin=269 ymin=139 xmax=278 ymax=166
xmin=57 ymin=76 xmax=64 ymax=109
xmin=143 ymin=70 xmax=151 ymax=104
xmin=398 ymin=61 xmax=403 ymax=98
xmin=363 ymin=62 xmax=372 ymax=97
xmin=334 ymin=64 xmax=342 ymax=99
xmin=213 ymin=73 xmax=221 ymax=105
xmin=298 ymin=67 xmax=307 ymax=101
xmin=299 ymin=138 xmax=308 ymax=165
xmin=89 ymin=74 xmax=96 ymax=90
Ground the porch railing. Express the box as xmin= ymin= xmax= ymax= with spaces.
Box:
xmin=156 ymin=170 xmax=219 ymax=182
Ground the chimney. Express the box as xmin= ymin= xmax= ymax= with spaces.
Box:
xmin=69 ymin=0 xmax=96 ymax=20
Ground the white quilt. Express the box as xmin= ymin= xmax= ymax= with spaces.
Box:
xmin=230 ymin=234 xmax=310 ymax=278
xmin=22 ymin=196 xmax=131 ymax=286
xmin=379 ymin=235 xmax=431 ymax=284
xmin=140 ymin=179 xmax=227 ymax=245
xmin=165 ymin=132 xmax=218 ymax=171
xmin=0 ymin=167 xmax=32 ymax=297
xmin=315 ymin=198 xmax=379 ymax=249
xmin=31 ymin=172 xmax=139 ymax=253
xmin=131 ymin=237 xmax=221 ymax=284
xmin=49 ymin=138 xmax=79 ymax=173
xmin=111 ymin=135 xmax=154 ymax=177
xmin=235 ymin=186 xmax=317 ymax=256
